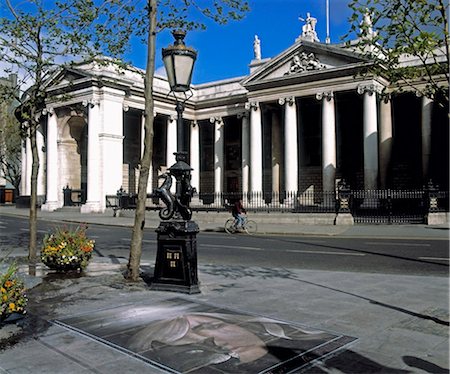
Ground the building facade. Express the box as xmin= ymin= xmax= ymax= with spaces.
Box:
xmin=22 ymin=20 xmax=449 ymax=213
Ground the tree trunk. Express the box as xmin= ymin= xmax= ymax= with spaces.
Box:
xmin=126 ymin=0 xmax=157 ymax=281
xmin=28 ymin=120 xmax=39 ymax=265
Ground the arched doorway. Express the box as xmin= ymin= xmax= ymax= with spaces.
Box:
xmin=58 ymin=108 xmax=87 ymax=203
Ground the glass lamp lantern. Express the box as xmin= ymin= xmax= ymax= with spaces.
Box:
xmin=162 ymin=30 xmax=197 ymax=93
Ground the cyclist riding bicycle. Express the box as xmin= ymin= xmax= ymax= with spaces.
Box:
xmin=231 ymin=199 xmax=246 ymax=229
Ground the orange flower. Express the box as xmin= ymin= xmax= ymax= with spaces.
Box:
xmin=4 ymin=280 xmax=12 ymax=288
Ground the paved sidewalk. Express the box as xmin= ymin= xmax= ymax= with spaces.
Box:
xmin=0 ymin=205 xmax=449 ymax=373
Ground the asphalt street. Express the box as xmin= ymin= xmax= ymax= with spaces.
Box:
xmin=1 ymin=215 xmax=448 ymax=276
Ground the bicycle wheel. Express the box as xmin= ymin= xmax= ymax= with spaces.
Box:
xmin=224 ymin=218 xmax=236 ymax=234
xmin=244 ymin=220 xmax=257 ymax=235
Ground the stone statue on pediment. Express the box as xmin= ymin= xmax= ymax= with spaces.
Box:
xmin=285 ymin=51 xmax=325 ymax=75
xmin=253 ymin=35 xmax=261 ymax=60
xmin=360 ymin=9 xmax=377 ymax=39
xmin=297 ymin=12 xmax=320 ymax=43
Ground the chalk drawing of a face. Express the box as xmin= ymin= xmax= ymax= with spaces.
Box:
xmin=128 ymin=312 xmax=324 ymax=367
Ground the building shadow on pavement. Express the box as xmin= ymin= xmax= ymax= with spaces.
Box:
xmin=304 ymin=349 xmax=410 ymax=373
xmin=403 ymin=356 xmax=449 ymax=374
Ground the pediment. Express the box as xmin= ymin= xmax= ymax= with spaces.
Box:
xmin=242 ymin=40 xmax=369 ymax=87
xmin=44 ymin=67 xmax=92 ymax=89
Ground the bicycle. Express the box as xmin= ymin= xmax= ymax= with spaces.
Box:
xmin=224 ymin=215 xmax=257 ymax=235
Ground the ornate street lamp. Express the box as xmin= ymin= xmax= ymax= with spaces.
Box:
xmin=151 ymin=30 xmax=200 ymax=294
xmin=162 ymin=30 xmax=197 ymax=93
xmin=162 ymin=30 xmax=197 ymax=155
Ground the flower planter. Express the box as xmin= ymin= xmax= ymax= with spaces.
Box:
xmin=41 ymin=226 xmax=95 ymax=273
xmin=1 ymin=264 xmax=27 ymax=323
xmin=41 ymin=254 xmax=92 ymax=272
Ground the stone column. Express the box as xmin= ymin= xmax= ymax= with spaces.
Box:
xmin=25 ymin=136 xmax=32 ymax=196
xmin=240 ymin=113 xmax=250 ymax=194
xmin=99 ymin=92 xmax=124 ymax=202
xmin=279 ymin=97 xmax=298 ymax=194
xmin=358 ymin=84 xmax=380 ymax=191
xmin=421 ymin=96 xmax=433 ymax=182
xmin=36 ymin=126 xmax=45 ymax=196
xmin=239 ymin=112 xmax=250 ymax=204
xmin=379 ymin=95 xmax=393 ymax=189
xmin=20 ymin=139 xmax=27 ymax=196
xmin=211 ymin=116 xmax=224 ymax=195
xmin=41 ymin=108 xmax=60 ymax=211
xmin=246 ymin=102 xmax=263 ymax=193
xmin=81 ymin=99 xmax=102 ymax=213
xmin=190 ymin=120 xmax=200 ymax=199
xmin=141 ymin=112 xmax=154 ymax=194
xmin=166 ymin=115 xmax=176 ymax=169
xmin=317 ymin=92 xmax=336 ymax=207
xmin=271 ymin=111 xmax=281 ymax=194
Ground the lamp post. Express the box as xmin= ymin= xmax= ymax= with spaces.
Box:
xmin=151 ymin=30 xmax=200 ymax=294
xmin=162 ymin=29 xmax=197 ymax=153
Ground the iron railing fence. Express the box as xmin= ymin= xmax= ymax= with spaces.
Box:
xmin=105 ymin=190 xmax=337 ymax=214
xmin=351 ymin=189 xmax=425 ymax=224
xmin=194 ymin=191 xmax=337 ymax=213
xmin=105 ymin=188 xmax=449 ymax=221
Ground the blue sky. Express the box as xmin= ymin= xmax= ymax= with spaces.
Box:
xmin=132 ymin=0 xmax=355 ymax=84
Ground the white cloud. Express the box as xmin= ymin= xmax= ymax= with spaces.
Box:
xmin=154 ymin=65 xmax=167 ymax=78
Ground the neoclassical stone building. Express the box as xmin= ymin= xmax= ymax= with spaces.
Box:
xmin=22 ymin=19 xmax=448 ymax=213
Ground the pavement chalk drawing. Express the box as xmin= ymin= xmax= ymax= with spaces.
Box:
xmin=54 ymin=298 xmax=356 ymax=373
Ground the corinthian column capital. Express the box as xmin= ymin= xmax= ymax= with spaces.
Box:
xmin=42 ymin=107 xmax=55 ymax=116
xmin=244 ymin=101 xmax=259 ymax=111
xmin=316 ymin=91 xmax=334 ymax=101
xmin=278 ymin=96 xmax=295 ymax=106
xmin=357 ymin=83 xmax=383 ymax=96
xmin=82 ymin=98 xmax=100 ymax=108
xmin=209 ymin=116 xmax=223 ymax=126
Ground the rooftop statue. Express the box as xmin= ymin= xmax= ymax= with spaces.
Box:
xmin=253 ymin=35 xmax=261 ymax=60
xmin=360 ymin=9 xmax=377 ymax=39
xmin=297 ymin=12 xmax=320 ymax=42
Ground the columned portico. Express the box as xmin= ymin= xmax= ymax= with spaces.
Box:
xmin=211 ymin=116 xmax=224 ymax=194
xmin=81 ymin=99 xmax=102 ymax=213
xmin=30 ymin=30 xmax=448 ymax=219
xmin=358 ymin=84 xmax=380 ymax=191
xmin=421 ymin=96 xmax=433 ymax=182
xmin=279 ymin=97 xmax=298 ymax=194
xmin=317 ymin=91 xmax=336 ymax=195
xmin=41 ymin=108 xmax=60 ymax=211
xmin=247 ymin=102 xmax=263 ymax=193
